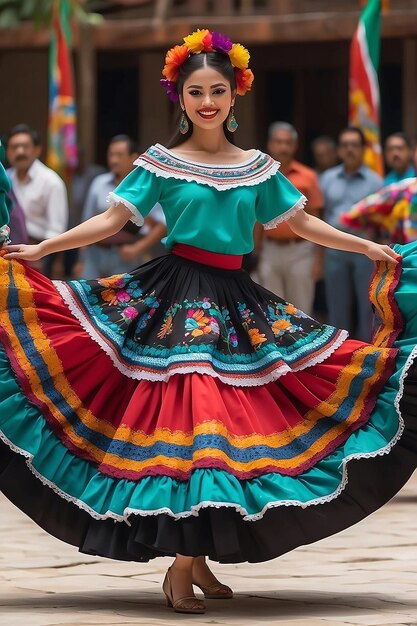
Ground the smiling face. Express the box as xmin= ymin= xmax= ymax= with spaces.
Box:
xmin=180 ymin=64 xmax=235 ymax=132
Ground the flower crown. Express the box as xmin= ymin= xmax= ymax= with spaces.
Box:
xmin=160 ymin=29 xmax=254 ymax=102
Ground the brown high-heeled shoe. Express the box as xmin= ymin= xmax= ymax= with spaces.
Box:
xmin=193 ymin=579 xmax=234 ymax=600
xmin=162 ymin=567 xmax=206 ymax=614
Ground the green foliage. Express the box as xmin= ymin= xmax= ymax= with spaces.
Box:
xmin=0 ymin=0 xmax=102 ymax=29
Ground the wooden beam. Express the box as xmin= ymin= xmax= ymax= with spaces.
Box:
xmin=91 ymin=12 xmax=417 ymax=49
xmin=1 ymin=11 xmax=417 ymax=49
xmin=77 ymin=22 xmax=96 ymax=170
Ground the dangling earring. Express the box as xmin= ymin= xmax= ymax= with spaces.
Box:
xmin=179 ymin=110 xmax=189 ymax=134
xmin=226 ymin=107 xmax=238 ymax=133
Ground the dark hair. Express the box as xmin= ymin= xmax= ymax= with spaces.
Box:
xmin=167 ymin=52 xmax=237 ymax=149
xmin=338 ymin=126 xmax=366 ymax=147
xmin=311 ymin=135 xmax=337 ymax=150
xmin=6 ymin=123 xmax=41 ymax=147
xmin=109 ymin=134 xmax=139 ymax=155
xmin=385 ymin=132 xmax=412 ymax=149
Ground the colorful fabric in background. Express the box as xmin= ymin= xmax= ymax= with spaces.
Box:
xmin=349 ymin=0 xmax=383 ymax=176
xmin=342 ymin=178 xmax=417 ymax=244
xmin=47 ymin=0 xmax=77 ymax=181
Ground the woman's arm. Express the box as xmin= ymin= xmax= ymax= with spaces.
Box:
xmin=2 ymin=203 xmax=132 ymax=262
xmin=287 ymin=210 xmax=399 ymax=264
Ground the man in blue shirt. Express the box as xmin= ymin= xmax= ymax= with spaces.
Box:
xmin=384 ymin=132 xmax=416 ymax=185
xmin=81 ymin=135 xmax=166 ymax=279
xmin=320 ymin=127 xmax=383 ymax=341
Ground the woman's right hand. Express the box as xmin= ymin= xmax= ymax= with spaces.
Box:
xmin=1 ymin=243 xmax=45 ymax=262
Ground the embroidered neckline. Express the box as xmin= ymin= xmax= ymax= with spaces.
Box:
xmin=154 ymin=143 xmax=260 ymax=168
xmin=133 ymin=144 xmax=280 ymax=191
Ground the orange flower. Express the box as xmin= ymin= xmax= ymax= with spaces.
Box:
xmin=193 ymin=310 xmax=210 ymax=325
xmin=285 ymin=304 xmax=297 ymax=315
xmin=235 ymin=68 xmax=254 ymax=96
xmin=99 ymin=274 xmax=124 ymax=288
xmin=101 ymin=288 xmax=117 ymax=304
xmin=157 ymin=315 xmax=173 ymax=339
xmin=162 ymin=44 xmax=190 ymax=82
xmin=248 ymin=328 xmax=267 ymax=347
xmin=191 ymin=328 xmax=204 ymax=337
xmin=272 ymin=319 xmax=291 ymax=335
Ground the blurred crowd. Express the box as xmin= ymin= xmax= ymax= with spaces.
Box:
xmin=2 ymin=122 xmax=416 ymax=340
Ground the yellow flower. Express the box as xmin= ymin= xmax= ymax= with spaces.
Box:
xmin=228 ymin=43 xmax=250 ymax=69
xmin=184 ymin=29 xmax=210 ymax=54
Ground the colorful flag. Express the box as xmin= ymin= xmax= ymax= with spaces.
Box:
xmin=349 ymin=0 xmax=383 ymax=176
xmin=47 ymin=0 xmax=77 ymax=181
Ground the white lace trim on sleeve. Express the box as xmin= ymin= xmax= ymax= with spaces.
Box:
xmin=263 ymin=195 xmax=307 ymax=230
xmin=106 ymin=192 xmax=144 ymax=226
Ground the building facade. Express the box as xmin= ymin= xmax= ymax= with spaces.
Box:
xmin=0 ymin=0 xmax=416 ymax=167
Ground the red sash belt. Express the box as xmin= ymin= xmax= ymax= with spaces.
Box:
xmin=172 ymin=244 xmax=243 ymax=269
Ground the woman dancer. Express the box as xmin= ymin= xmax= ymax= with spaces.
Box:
xmin=1 ymin=29 xmax=417 ymax=615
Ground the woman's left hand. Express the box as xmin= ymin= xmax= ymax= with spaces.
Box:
xmin=364 ymin=242 xmax=400 ymax=264
xmin=0 ymin=243 xmax=44 ymax=262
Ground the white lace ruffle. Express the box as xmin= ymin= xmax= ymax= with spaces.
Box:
xmin=133 ymin=157 xmax=281 ymax=191
xmin=106 ymin=192 xmax=144 ymax=226
xmin=263 ymin=195 xmax=308 ymax=230
xmin=0 ymin=428 xmax=122 ymax=522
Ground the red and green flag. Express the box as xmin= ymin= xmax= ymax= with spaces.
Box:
xmin=47 ymin=0 xmax=77 ymax=181
xmin=349 ymin=0 xmax=384 ymax=176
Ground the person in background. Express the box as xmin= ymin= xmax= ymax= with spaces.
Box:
xmin=259 ymin=121 xmax=323 ymax=315
xmin=342 ymin=142 xmax=417 ymax=246
xmin=6 ymin=125 xmax=69 ymax=242
xmin=63 ymin=146 xmax=106 ymax=278
xmin=310 ymin=136 xmax=339 ymax=321
xmin=118 ymin=203 xmax=167 ymax=265
xmin=81 ymin=135 xmax=166 ymax=279
xmin=320 ymin=126 xmax=383 ymax=341
xmin=311 ymin=135 xmax=339 ymax=175
xmin=384 ymin=132 xmax=416 ymax=185
xmin=6 ymin=123 xmax=68 ymax=273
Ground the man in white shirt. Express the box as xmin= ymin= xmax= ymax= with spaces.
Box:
xmin=6 ymin=124 xmax=68 ymax=273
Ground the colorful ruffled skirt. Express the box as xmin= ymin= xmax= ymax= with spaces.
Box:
xmin=0 ymin=243 xmax=417 ymax=563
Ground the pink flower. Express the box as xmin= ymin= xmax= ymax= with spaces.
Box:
xmin=123 ymin=307 xmax=138 ymax=320
xmin=117 ymin=290 xmax=131 ymax=302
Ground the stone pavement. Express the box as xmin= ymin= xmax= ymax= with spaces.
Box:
xmin=1 ymin=476 xmax=417 ymax=626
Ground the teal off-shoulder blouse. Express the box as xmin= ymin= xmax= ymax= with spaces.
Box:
xmin=107 ymin=143 xmax=307 ymax=255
